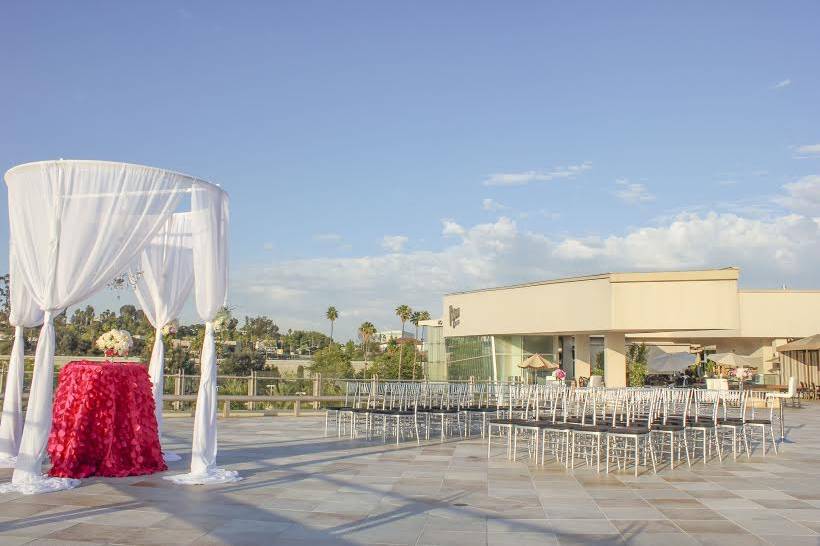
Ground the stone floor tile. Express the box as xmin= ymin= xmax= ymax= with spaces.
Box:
xmin=46 ymin=522 xmax=142 ymax=543
xmin=418 ymin=529 xmax=488 ymax=546
xmin=486 ymin=532 xmax=559 ymax=546
xmin=621 ymin=533 xmax=697 ymax=545
xmin=1 ymin=410 xmax=820 ymax=546
xmin=687 ymin=533 xmax=769 ymax=545
xmin=612 ymin=520 xmax=681 ymax=534
xmin=758 ymin=536 xmax=820 ymax=546
xmin=672 ymin=519 xmax=749 ymax=534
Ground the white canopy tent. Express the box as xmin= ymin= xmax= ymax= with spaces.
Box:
xmin=0 ymin=160 xmax=238 ymax=494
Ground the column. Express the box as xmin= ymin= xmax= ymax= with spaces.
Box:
xmin=604 ymin=332 xmax=627 ymax=388
xmin=574 ymin=334 xmax=591 ymax=380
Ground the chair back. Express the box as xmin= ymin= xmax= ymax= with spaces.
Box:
xmin=787 ymin=376 xmax=798 ymax=397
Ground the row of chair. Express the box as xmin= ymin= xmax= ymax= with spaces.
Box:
xmin=325 ymin=381 xmax=782 ymax=475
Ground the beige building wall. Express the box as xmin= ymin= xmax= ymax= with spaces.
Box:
xmin=738 ymin=291 xmax=820 ymax=338
xmin=443 ymin=275 xmax=612 ymax=338
xmin=610 ymin=273 xmax=739 ymax=332
xmin=443 ymin=269 xmax=741 ymax=338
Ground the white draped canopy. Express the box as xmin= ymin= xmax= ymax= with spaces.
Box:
xmin=132 ymin=213 xmax=195 ymax=462
xmin=0 ymin=248 xmax=44 ymax=467
xmin=0 ymin=160 xmax=237 ymax=494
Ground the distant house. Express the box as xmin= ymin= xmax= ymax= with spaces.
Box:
xmin=374 ymin=329 xmax=416 ymax=350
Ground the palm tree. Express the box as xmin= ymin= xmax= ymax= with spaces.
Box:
xmin=394 ymin=304 xmax=412 ymax=379
xmin=326 ymin=306 xmax=339 ymax=342
xmin=358 ymin=321 xmax=376 ymax=377
xmin=411 ymin=310 xmax=431 ymax=380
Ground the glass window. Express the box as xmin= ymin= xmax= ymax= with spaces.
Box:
xmin=422 ymin=325 xmax=446 ymax=381
xmin=590 ymin=336 xmax=605 ymax=376
xmin=494 ymin=335 xmax=523 ymax=381
xmin=445 ymin=336 xmax=493 ymax=380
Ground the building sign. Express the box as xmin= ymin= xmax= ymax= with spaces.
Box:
xmin=448 ymin=305 xmax=461 ymax=328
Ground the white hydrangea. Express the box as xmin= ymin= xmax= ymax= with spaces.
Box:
xmin=96 ymin=329 xmax=134 ymax=357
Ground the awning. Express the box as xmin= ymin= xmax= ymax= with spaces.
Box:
xmin=777 ymin=334 xmax=820 ymax=352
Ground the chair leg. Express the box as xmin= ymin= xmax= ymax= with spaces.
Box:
xmin=513 ymin=429 xmax=519 ymax=461
xmin=682 ymin=431 xmax=692 ymax=468
xmin=597 ymin=434 xmax=602 ymax=473
xmin=487 ymin=426 xmax=493 ymax=459
xmin=440 ymin=415 xmax=445 ymax=443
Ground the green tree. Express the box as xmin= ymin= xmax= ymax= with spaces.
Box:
xmin=310 ymin=344 xmax=354 ymax=378
xmin=394 ymin=304 xmax=412 ymax=379
xmin=627 ymin=343 xmax=649 ymax=387
xmin=358 ymin=321 xmax=376 ymax=377
xmin=369 ymin=340 xmax=418 ymax=380
xmin=0 ymin=273 xmax=9 ymax=321
xmin=325 ymin=306 xmax=339 ymax=342
xmin=409 ymin=310 xmax=431 ymax=380
xmin=220 ymin=349 xmax=266 ymax=375
xmin=284 ymin=330 xmax=331 ymax=355
xmin=592 ymin=352 xmax=605 ymax=377
xmin=241 ymin=315 xmax=279 ymax=345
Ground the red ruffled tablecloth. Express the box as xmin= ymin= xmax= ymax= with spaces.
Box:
xmin=48 ymin=360 xmax=167 ymax=478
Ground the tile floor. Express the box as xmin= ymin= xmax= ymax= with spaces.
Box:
xmin=1 ymin=402 xmax=819 ymax=545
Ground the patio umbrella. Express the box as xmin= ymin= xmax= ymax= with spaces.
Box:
xmin=518 ymin=353 xmax=558 ymax=370
xmin=708 ymin=352 xmax=762 ymax=369
xmin=648 ymin=350 xmax=696 ymax=375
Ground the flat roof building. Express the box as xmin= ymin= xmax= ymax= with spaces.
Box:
xmin=423 ymin=268 xmax=820 ymax=386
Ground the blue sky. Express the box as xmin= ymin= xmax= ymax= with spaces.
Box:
xmin=1 ymin=2 xmax=819 ymax=339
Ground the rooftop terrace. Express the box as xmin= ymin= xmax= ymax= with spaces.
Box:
xmin=2 ymin=407 xmax=820 ymax=545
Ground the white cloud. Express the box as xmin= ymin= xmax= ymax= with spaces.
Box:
xmin=313 ymin=233 xmax=343 ymax=242
xmin=482 ymin=198 xmax=508 ymax=211
xmin=796 ymin=144 xmax=820 ymax=156
xmin=773 ymin=79 xmax=791 ymax=89
xmin=777 ymin=175 xmax=820 ymax=214
xmin=381 ymin=235 xmax=409 ymax=253
xmin=441 ymin=219 xmax=466 ymax=237
xmin=614 ymin=179 xmax=655 ymax=204
xmin=483 ymin=162 xmax=591 ymax=187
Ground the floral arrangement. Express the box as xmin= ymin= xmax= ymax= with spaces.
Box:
xmin=212 ymin=307 xmax=231 ymax=333
xmin=96 ymin=329 xmax=133 ymax=358
xmin=553 ymin=368 xmax=566 ymax=381
xmin=733 ymin=367 xmax=754 ymax=381
xmin=162 ymin=320 xmax=179 ymax=336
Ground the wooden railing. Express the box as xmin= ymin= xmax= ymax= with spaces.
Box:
xmin=0 ymin=392 xmax=345 ymax=416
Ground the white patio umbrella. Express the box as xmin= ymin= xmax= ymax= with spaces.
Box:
xmin=708 ymin=352 xmax=763 ymax=369
xmin=648 ymin=350 xmax=696 ymax=375
xmin=517 ymin=353 xmax=558 ymax=370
